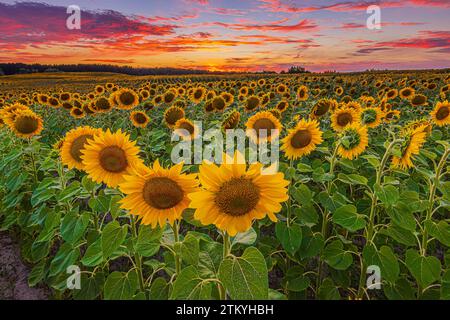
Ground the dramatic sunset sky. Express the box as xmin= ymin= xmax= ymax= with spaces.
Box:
xmin=0 ymin=0 xmax=449 ymax=72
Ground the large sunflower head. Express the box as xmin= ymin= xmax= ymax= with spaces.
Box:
xmin=130 ymin=111 xmax=150 ymax=128
xmin=281 ymin=119 xmax=323 ymax=160
xmin=245 ymin=111 xmax=282 ymax=144
xmin=81 ymin=129 xmax=143 ymax=188
xmin=311 ymin=98 xmax=335 ymax=119
xmin=431 ymin=100 xmax=450 ymax=126
xmin=163 ymin=90 xmax=177 ymax=105
xmin=392 ymin=125 xmax=427 ymax=169
xmin=189 ymin=152 xmax=289 ymax=236
xmin=190 ymin=87 xmax=206 ymax=103
xmin=399 ymin=87 xmax=415 ymax=99
xmin=6 ymin=109 xmax=43 ymax=139
xmin=212 ymin=95 xmax=227 ymax=111
xmin=119 ymin=160 xmax=199 ymax=228
xmin=116 ymin=88 xmax=139 ymax=110
xmin=360 ymin=107 xmax=382 ymax=128
xmin=164 ymin=106 xmax=185 ymax=128
xmin=337 ymin=123 xmax=369 ymax=160
xmin=94 ymin=96 xmax=113 ymax=113
xmin=61 ymin=126 xmax=103 ymax=170
xmin=331 ymin=107 xmax=358 ymax=132
xmin=410 ymin=94 xmax=428 ymax=107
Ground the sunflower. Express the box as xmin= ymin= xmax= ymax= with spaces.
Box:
xmin=245 ymin=111 xmax=282 ymax=144
xmin=360 ymin=107 xmax=382 ymax=128
xmin=212 ymin=95 xmax=227 ymax=111
xmin=267 ymin=108 xmax=282 ymax=119
xmin=37 ymin=94 xmax=49 ymax=104
xmin=94 ymin=96 xmax=113 ymax=113
xmin=48 ymin=97 xmax=60 ymax=108
xmin=311 ymin=98 xmax=334 ymax=119
xmin=130 ymin=111 xmax=150 ymax=128
xmin=190 ymin=87 xmax=206 ymax=104
xmin=59 ymin=92 xmax=71 ymax=102
xmin=431 ymin=100 xmax=450 ymax=126
xmin=297 ymin=85 xmax=309 ymax=101
xmin=95 ymin=85 xmax=105 ymax=95
xmin=221 ymin=92 xmax=234 ymax=106
xmin=116 ymin=88 xmax=139 ymax=110
xmin=335 ymin=86 xmax=344 ymax=96
xmin=410 ymin=94 xmax=428 ymax=107
xmin=337 ymin=124 xmax=368 ymax=160
xmin=119 ymin=160 xmax=199 ymax=228
xmin=81 ymin=129 xmax=143 ymax=188
xmin=392 ymin=125 xmax=427 ymax=169
xmin=174 ymin=118 xmax=199 ymax=141
xmin=281 ymin=119 xmax=323 ymax=160
xmin=221 ymin=110 xmax=241 ymax=131
xmin=385 ymin=89 xmax=398 ymax=100
xmin=188 ymin=152 xmax=289 ymax=236
xmin=331 ymin=108 xmax=358 ymax=132
xmin=163 ymin=90 xmax=177 ymax=105
xmin=70 ymin=107 xmax=85 ymax=118
xmin=60 ymin=126 xmax=103 ymax=170
xmin=244 ymin=95 xmax=260 ymax=112
xmin=275 ymin=99 xmax=289 ymax=113
xmin=276 ymin=84 xmax=288 ymax=94
xmin=6 ymin=109 xmax=43 ymax=139
xmin=400 ymin=87 xmax=415 ymax=99
xmin=164 ymin=106 xmax=185 ymax=128
xmin=383 ymin=110 xmax=400 ymax=122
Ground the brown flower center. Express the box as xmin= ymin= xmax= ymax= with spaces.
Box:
xmin=436 ymin=106 xmax=449 ymax=120
xmin=252 ymin=118 xmax=276 ymax=138
xmin=337 ymin=112 xmax=352 ymax=126
xmin=133 ymin=113 xmax=147 ymax=124
xmin=177 ymin=121 xmax=195 ymax=135
xmin=291 ymin=129 xmax=312 ymax=148
xmin=70 ymin=134 xmax=93 ymax=162
xmin=99 ymin=146 xmax=128 ymax=173
xmin=14 ymin=116 xmax=39 ymax=134
xmin=119 ymin=92 xmax=136 ymax=106
xmin=215 ymin=178 xmax=260 ymax=216
xmin=143 ymin=177 xmax=184 ymax=209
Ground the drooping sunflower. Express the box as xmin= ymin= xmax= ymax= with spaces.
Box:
xmin=410 ymin=94 xmax=428 ymax=107
xmin=281 ymin=119 xmax=323 ymax=160
xmin=116 ymin=88 xmax=140 ymax=110
xmin=60 ymin=126 xmax=103 ymax=170
xmin=119 ymin=160 xmax=199 ymax=228
xmin=245 ymin=111 xmax=282 ymax=144
xmin=130 ymin=111 xmax=150 ymax=128
xmin=430 ymin=100 xmax=450 ymax=126
xmin=311 ymin=98 xmax=334 ymax=119
xmin=360 ymin=107 xmax=382 ymax=128
xmin=297 ymin=85 xmax=309 ymax=101
xmin=337 ymin=123 xmax=369 ymax=160
xmin=331 ymin=107 xmax=358 ymax=132
xmin=81 ymin=129 xmax=143 ymax=188
xmin=221 ymin=110 xmax=241 ymax=131
xmin=174 ymin=118 xmax=199 ymax=141
xmin=244 ymin=95 xmax=260 ymax=112
xmin=164 ymin=106 xmax=185 ymax=128
xmin=5 ymin=109 xmax=43 ymax=139
xmin=189 ymin=152 xmax=289 ymax=236
xmin=392 ymin=125 xmax=427 ymax=169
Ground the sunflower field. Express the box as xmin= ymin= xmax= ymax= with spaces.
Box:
xmin=0 ymin=71 xmax=449 ymax=300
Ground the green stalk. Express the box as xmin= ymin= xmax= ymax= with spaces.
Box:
xmin=172 ymin=220 xmax=181 ymax=276
xmin=219 ymin=232 xmax=230 ymax=300
xmin=131 ymin=215 xmax=146 ymax=297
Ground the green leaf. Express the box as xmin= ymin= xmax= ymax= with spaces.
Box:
xmin=318 ymin=278 xmax=340 ymax=300
xmin=73 ymin=273 xmax=104 ymax=300
xmin=218 ymin=247 xmax=268 ymax=300
xmin=284 ymin=266 xmax=310 ymax=292
xmin=150 ymin=277 xmax=169 ymax=300
xmin=322 ymin=240 xmax=353 ymax=270
xmin=101 ymin=221 xmax=127 ymax=259
xmin=384 ymin=279 xmax=416 ymax=300
xmin=374 ymin=184 xmax=399 ymax=207
xmin=294 ymin=205 xmax=319 ymax=227
xmin=104 ymin=271 xmax=138 ymax=300
xmin=275 ymin=222 xmax=302 ymax=255
xmin=28 ymin=259 xmax=47 ymax=287
xmin=81 ymin=238 xmax=103 ymax=267
xmin=170 ymin=266 xmax=212 ymax=300
xmin=135 ymin=225 xmax=162 ymax=257
xmin=441 ymin=270 xmax=450 ymax=300
xmin=292 ymin=184 xmax=313 ymax=206
xmin=57 ymin=181 xmax=82 ymax=202
xmin=332 ymin=204 xmax=366 ymax=232
xmin=363 ymin=244 xmax=399 ymax=283
xmin=180 ymin=233 xmax=200 ymax=266
xmin=49 ymin=243 xmax=80 ymax=277
xmin=380 ymin=225 xmax=416 ymax=246
xmin=405 ymin=249 xmax=441 ymax=288
xmin=338 ymin=173 xmax=368 ymax=186
xmin=60 ymin=211 xmax=89 ymax=245
xmin=425 ymin=220 xmax=450 ymax=247
xmin=298 ymin=232 xmax=324 ymax=260
xmin=387 ymin=202 xmax=416 ymax=231
xmin=232 ymin=228 xmax=257 ymax=246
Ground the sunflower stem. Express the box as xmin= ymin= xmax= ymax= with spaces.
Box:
xmin=131 ymin=215 xmax=146 ymax=297
xmin=27 ymin=138 xmax=38 ymax=185
xmin=219 ymin=232 xmax=231 ymax=300
xmin=421 ymin=147 xmax=449 ymax=256
xmin=172 ymin=221 xmax=182 ymax=276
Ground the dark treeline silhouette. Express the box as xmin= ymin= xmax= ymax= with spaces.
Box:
xmin=0 ymin=63 xmax=236 ymax=76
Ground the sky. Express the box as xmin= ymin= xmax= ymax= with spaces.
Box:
xmin=0 ymin=0 xmax=449 ymax=72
